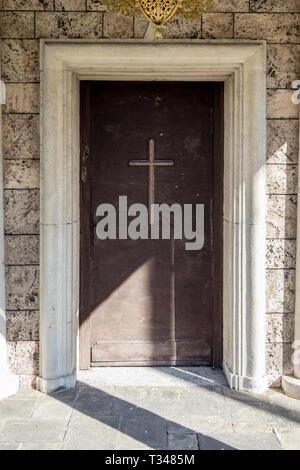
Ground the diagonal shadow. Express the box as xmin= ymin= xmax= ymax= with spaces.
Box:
xmin=156 ymin=367 xmax=300 ymax=426
xmin=50 ymin=380 xmax=237 ymax=450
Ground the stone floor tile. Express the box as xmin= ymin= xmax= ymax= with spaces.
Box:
xmin=168 ymin=433 xmax=199 ymax=450
xmin=50 ymin=387 xmax=79 ymax=405
xmin=198 ymin=432 xmax=281 ymax=450
xmin=73 ymin=387 xmax=113 ymax=418
xmin=166 ymin=415 xmax=233 ymax=434
xmin=0 ymin=443 xmax=22 ymax=450
xmin=113 ymin=386 xmax=227 ymax=420
xmin=223 ymin=388 xmax=280 ymax=432
xmin=0 ymin=419 xmax=68 ymax=443
xmin=117 ymin=415 xmax=167 ymax=450
xmin=78 ymin=367 xmax=227 ymax=388
xmin=63 ymin=413 xmax=120 ymax=450
xmin=21 ymin=442 xmax=63 ymax=450
xmin=0 ymin=399 xmax=36 ymax=421
xmin=274 ymin=430 xmax=300 ymax=450
xmin=32 ymin=398 xmax=72 ymax=420
xmin=6 ymin=390 xmax=43 ymax=400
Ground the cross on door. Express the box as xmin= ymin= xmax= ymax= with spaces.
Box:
xmin=129 ymin=139 xmax=174 ymax=224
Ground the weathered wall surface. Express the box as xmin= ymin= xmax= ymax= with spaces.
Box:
xmin=0 ymin=0 xmax=299 ymax=388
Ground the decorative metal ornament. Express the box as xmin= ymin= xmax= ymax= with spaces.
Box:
xmin=101 ymin=0 xmax=215 ymax=39
xmin=138 ymin=0 xmax=181 ymax=38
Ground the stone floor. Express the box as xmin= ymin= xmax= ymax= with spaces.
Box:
xmin=0 ymin=367 xmax=300 ymax=450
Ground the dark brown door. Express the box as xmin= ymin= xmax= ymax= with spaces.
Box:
xmin=80 ymin=81 xmax=223 ymax=368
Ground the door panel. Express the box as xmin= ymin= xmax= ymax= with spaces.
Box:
xmin=80 ymin=81 xmax=223 ymax=367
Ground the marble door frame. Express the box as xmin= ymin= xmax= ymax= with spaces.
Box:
xmin=36 ymin=39 xmax=268 ymax=394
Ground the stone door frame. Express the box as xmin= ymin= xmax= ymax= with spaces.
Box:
xmin=29 ymin=39 xmax=267 ymax=394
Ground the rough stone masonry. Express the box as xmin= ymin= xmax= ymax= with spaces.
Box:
xmin=0 ymin=0 xmax=299 ymax=389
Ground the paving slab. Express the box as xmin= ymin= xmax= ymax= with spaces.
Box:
xmin=6 ymin=390 xmax=44 ymax=401
xmin=274 ymin=429 xmax=300 ymax=450
xmin=166 ymin=415 xmax=233 ymax=434
xmin=78 ymin=367 xmax=227 ymax=388
xmin=112 ymin=386 xmax=227 ymax=420
xmin=32 ymin=398 xmax=73 ymax=421
xmin=223 ymin=388 xmax=279 ymax=433
xmin=21 ymin=442 xmax=63 ymax=450
xmin=50 ymin=388 xmax=79 ymax=405
xmin=63 ymin=413 xmax=120 ymax=450
xmin=0 ymin=399 xmax=36 ymax=421
xmin=0 ymin=419 xmax=68 ymax=443
xmin=0 ymin=442 xmax=22 ymax=450
xmin=117 ymin=415 xmax=167 ymax=450
xmin=3 ymin=368 xmax=300 ymax=450
xmin=73 ymin=385 xmax=113 ymax=418
xmin=168 ymin=433 xmax=199 ymax=450
xmin=198 ymin=432 xmax=281 ymax=451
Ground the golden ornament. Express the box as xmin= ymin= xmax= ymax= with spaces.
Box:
xmin=101 ymin=0 xmax=215 ymax=38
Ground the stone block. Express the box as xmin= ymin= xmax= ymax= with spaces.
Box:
xmin=55 ymin=0 xmax=86 ymax=10
xmin=103 ymin=12 xmax=133 ymax=38
xmin=266 ymin=164 xmax=298 ymax=195
xmin=3 ymin=0 xmax=54 ymax=9
xmin=35 ymin=12 xmax=103 ymax=38
xmin=134 ymin=15 xmax=148 ymax=39
xmin=267 ymin=44 xmax=300 ymax=88
xmin=5 ymin=265 xmax=39 ymax=310
xmin=19 ymin=375 xmax=37 ymax=390
xmin=3 ymin=84 xmax=39 ymax=114
xmin=87 ymin=0 xmax=105 ymax=11
xmin=5 ymin=235 xmax=39 ymax=265
xmin=214 ymin=0 xmax=249 ymax=12
xmin=163 ymin=16 xmax=201 ymax=39
xmin=266 ymin=342 xmax=294 ymax=387
xmin=235 ymin=13 xmax=299 ymax=43
xmin=202 ymin=13 xmax=233 ymax=38
xmin=3 ymin=160 xmax=40 ymax=189
xmin=0 ymin=12 xmax=34 ymax=38
xmin=7 ymin=341 xmax=39 ymax=375
xmin=267 ymin=195 xmax=297 ymax=239
xmin=266 ymin=314 xmax=294 ymax=343
xmin=1 ymin=39 xmax=39 ymax=82
xmin=267 ymin=90 xmax=299 ymax=119
xmin=2 ymin=114 xmax=39 ymax=159
xmin=266 ymin=269 xmax=295 ymax=313
xmin=250 ymin=0 xmax=300 ymax=12
xmin=6 ymin=310 xmax=39 ymax=341
xmin=4 ymin=190 xmax=39 ymax=235
xmin=267 ymin=120 xmax=299 ymax=164
xmin=266 ymin=240 xmax=296 ymax=269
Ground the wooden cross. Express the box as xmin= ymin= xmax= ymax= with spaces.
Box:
xmin=129 ymin=139 xmax=174 ymax=224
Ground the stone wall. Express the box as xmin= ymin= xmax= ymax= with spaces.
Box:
xmin=0 ymin=0 xmax=299 ymax=388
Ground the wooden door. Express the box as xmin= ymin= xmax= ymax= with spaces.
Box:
xmin=80 ymin=81 xmax=223 ymax=368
